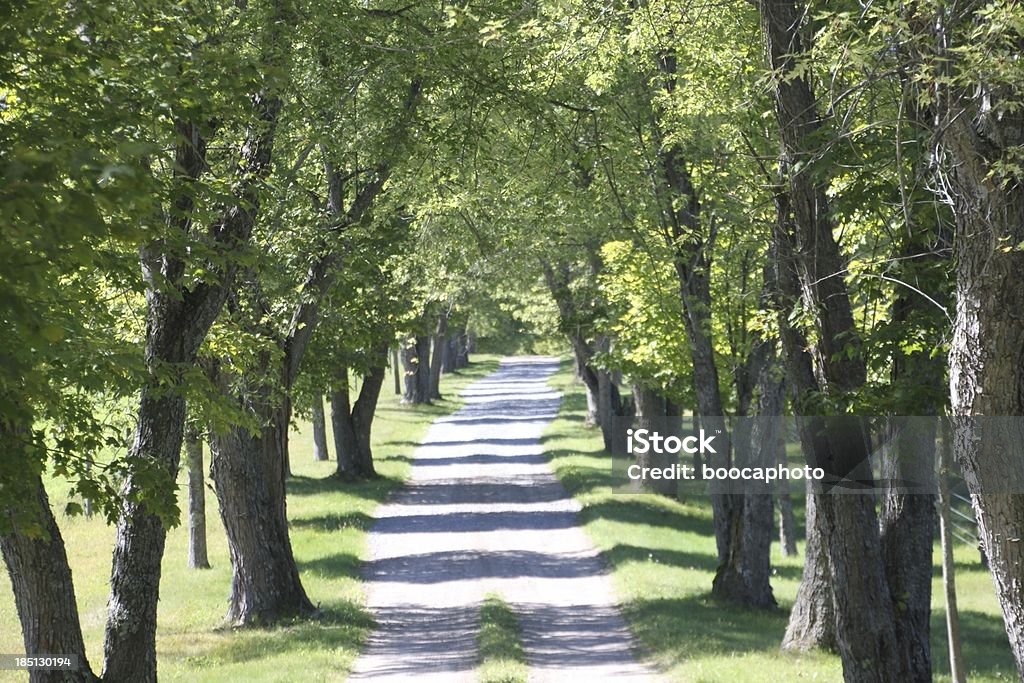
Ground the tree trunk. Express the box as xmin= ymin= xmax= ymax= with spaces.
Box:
xmin=759 ymin=1 xmax=908 ymax=678
xmin=209 ymin=398 xmax=315 ymax=626
xmin=428 ymin=309 xmax=448 ymax=400
xmin=401 ymin=338 xmax=427 ymax=404
xmin=443 ymin=336 xmax=457 ymax=373
xmin=455 ymin=328 xmax=469 ymax=369
xmin=594 ymin=337 xmax=623 ymax=453
xmin=879 ymin=351 xmax=940 ymax=679
xmin=775 ymin=430 xmax=799 ymax=558
xmin=631 ymin=383 xmax=673 ymax=495
xmin=104 ymin=386 xmax=189 ymax=682
xmin=392 ymin=347 xmax=401 ymax=394
xmin=712 ymin=347 xmax=779 ymax=609
xmin=185 ymin=426 xmax=210 ymax=570
xmin=331 ymin=373 xmax=360 ymax=480
xmin=415 ymin=335 xmax=431 ymax=402
xmin=333 ymin=351 xmax=388 ymax=479
xmin=103 ymin=21 xmax=292 ymax=673
xmin=1 ymin=474 xmax=97 ymax=683
xmin=311 ymin=394 xmax=329 ymax=462
xmin=938 ymin=422 xmax=967 ymax=683
xmin=781 ymin=490 xmax=836 ymax=652
xmin=930 ymin=5 xmax=1024 ymax=672
xmin=772 ymin=198 xmax=836 ymax=651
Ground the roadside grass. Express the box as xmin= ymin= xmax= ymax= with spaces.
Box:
xmin=543 ymin=360 xmax=1019 ymax=683
xmin=0 ymin=356 xmax=501 ymax=683
xmin=477 ymin=594 xmax=528 ymax=683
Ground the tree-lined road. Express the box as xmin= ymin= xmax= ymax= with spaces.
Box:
xmin=350 ymin=357 xmax=659 ymax=682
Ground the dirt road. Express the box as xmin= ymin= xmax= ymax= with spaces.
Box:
xmin=349 ymin=357 xmax=659 ymax=682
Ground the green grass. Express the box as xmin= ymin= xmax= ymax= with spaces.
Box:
xmin=0 ymin=356 xmax=501 ymax=683
xmin=477 ymin=594 xmax=528 ymax=683
xmin=542 ymin=360 xmax=1019 ymax=683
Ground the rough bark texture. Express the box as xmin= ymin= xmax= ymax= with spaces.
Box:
xmin=185 ymin=425 xmax=210 ymax=570
xmin=541 ymin=259 xmax=603 ymax=428
xmin=105 ymin=82 xmax=289 ymax=677
xmin=781 ymin=490 xmax=836 ymax=652
xmin=771 ymin=183 xmax=836 ymax=651
xmin=775 ymin=424 xmax=799 ymax=558
xmin=759 ymin=2 xmax=908 ymax=678
xmin=938 ymin=424 xmax=967 ymax=683
xmin=428 ymin=309 xmax=449 ymax=400
xmin=878 ymin=273 xmax=942 ymax=681
xmin=333 ymin=351 xmax=387 ymax=480
xmin=401 ymin=336 xmax=430 ymax=404
xmin=1 ymin=474 xmax=97 ymax=683
xmin=311 ymin=394 xmax=329 ymax=462
xmin=712 ymin=349 xmax=779 ymax=609
xmin=208 ymin=397 xmax=314 ymax=626
xmin=929 ymin=6 xmax=1024 ymax=673
xmin=631 ymin=383 xmax=673 ymax=495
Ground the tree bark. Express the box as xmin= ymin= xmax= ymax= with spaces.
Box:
xmin=781 ymin=490 xmax=836 ymax=652
xmin=712 ymin=347 xmax=779 ymax=609
xmin=401 ymin=337 xmax=428 ymax=404
xmin=311 ymin=394 xmax=329 ymax=462
xmin=928 ymin=5 xmax=1024 ymax=673
xmin=631 ymin=383 xmax=673 ymax=495
xmin=392 ymin=347 xmax=401 ymax=394
xmin=594 ymin=336 xmax=624 ymax=453
xmin=103 ymin=10 xmax=294 ymax=673
xmin=208 ymin=396 xmax=315 ymax=626
xmin=443 ymin=336 xmax=457 ymax=373
xmin=331 ymin=373 xmax=359 ymax=479
xmin=415 ymin=335 xmax=431 ymax=402
xmin=185 ymin=425 xmax=210 ymax=570
xmin=333 ymin=351 xmax=387 ymax=480
xmin=772 ymin=187 xmax=836 ymax=651
xmin=938 ymin=422 xmax=967 ymax=683
xmin=775 ymin=434 xmax=799 ymax=558
xmin=759 ymin=2 xmax=908 ymax=678
xmin=541 ymin=260 xmax=602 ymax=427
xmin=428 ymin=308 xmax=449 ymax=400
xmin=1 ymin=474 xmax=97 ymax=683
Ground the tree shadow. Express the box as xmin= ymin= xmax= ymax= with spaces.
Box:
xmin=930 ymin=608 xmax=1018 ymax=679
xmin=622 ymin=594 xmax=790 ymax=662
xmin=286 ymin=474 xmax=401 ymax=500
xmin=291 ymin=512 xmax=374 ymax=532
xmin=580 ymin=498 xmax=715 ymax=537
xmin=297 ymin=552 xmax=363 ymax=580
xmin=201 ymin=600 xmax=375 ymax=665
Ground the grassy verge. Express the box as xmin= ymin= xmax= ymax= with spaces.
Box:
xmin=0 ymin=356 xmax=502 ymax=683
xmin=542 ymin=359 xmax=1018 ymax=683
xmin=477 ymin=594 xmax=528 ymax=683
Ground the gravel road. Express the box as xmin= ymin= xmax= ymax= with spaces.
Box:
xmin=349 ymin=357 xmax=659 ymax=682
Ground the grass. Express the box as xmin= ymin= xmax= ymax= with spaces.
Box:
xmin=0 ymin=356 xmax=502 ymax=683
xmin=542 ymin=359 xmax=1019 ymax=683
xmin=477 ymin=594 xmax=528 ymax=683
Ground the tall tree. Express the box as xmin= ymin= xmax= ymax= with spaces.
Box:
xmin=915 ymin=1 xmax=1024 ymax=673
xmin=758 ymin=1 xmax=908 ymax=678
xmin=103 ymin=1 xmax=298 ymax=673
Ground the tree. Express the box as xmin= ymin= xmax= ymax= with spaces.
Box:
xmin=911 ymin=2 xmax=1024 ymax=673
xmin=758 ymin=1 xmax=908 ymax=678
xmin=184 ymin=424 xmax=210 ymax=570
